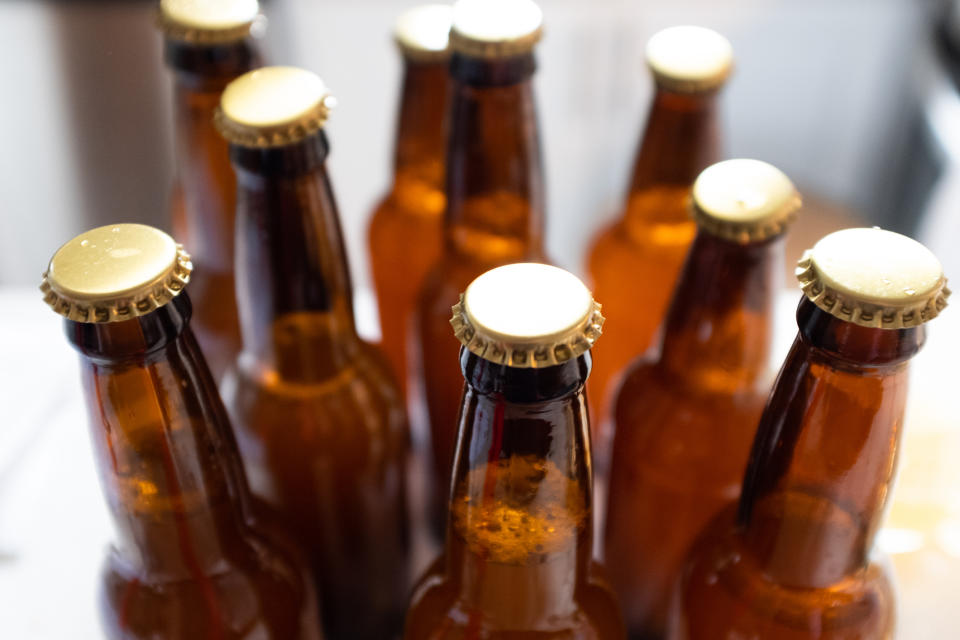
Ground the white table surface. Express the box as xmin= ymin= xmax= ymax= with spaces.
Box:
xmin=0 ymin=287 xmax=957 ymax=639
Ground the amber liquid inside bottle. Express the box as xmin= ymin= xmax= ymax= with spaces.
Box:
xmin=668 ymin=297 xmax=917 ymax=640
xmin=404 ymin=349 xmax=626 ymax=638
xmin=164 ymin=39 xmax=258 ymax=380
xmin=221 ymin=133 xmax=410 ymax=640
xmin=604 ymin=231 xmax=781 ymax=640
xmin=586 ymin=88 xmax=721 ymax=443
xmin=369 ymin=57 xmax=449 ymax=398
xmin=415 ymin=53 xmax=547 ymax=534
xmin=68 ymin=293 xmax=321 ymax=640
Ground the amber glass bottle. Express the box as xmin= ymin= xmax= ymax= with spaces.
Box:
xmin=215 ymin=67 xmax=410 ymax=640
xmin=369 ymin=4 xmax=452 ymax=398
xmin=159 ymin=0 xmax=261 ymax=380
xmin=668 ymin=228 xmax=950 ymax=640
xmin=40 ymin=223 xmax=323 ymax=640
xmin=586 ymin=26 xmax=733 ymax=438
xmin=404 ymin=263 xmax=625 ymax=638
xmin=604 ymin=159 xmax=802 ymax=640
xmin=414 ymin=0 xmax=548 ymax=534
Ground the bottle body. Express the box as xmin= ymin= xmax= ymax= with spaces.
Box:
xmin=586 ymin=89 xmax=721 ymax=440
xmin=404 ymin=350 xmax=625 ymax=639
xmin=222 ymin=134 xmax=411 ymax=640
xmin=414 ymin=53 xmax=547 ymax=533
xmin=165 ymin=40 xmax=257 ymax=380
xmin=369 ymin=59 xmax=448 ymax=397
xmin=71 ymin=294 xmax=322 ymax=640
xmin=668 ymin=298 xmax=920 ymax=640
xmin=225 ymin=341 xmax=410 ymax=639
xmin=604 ymin=232 xmax=780 ymax=639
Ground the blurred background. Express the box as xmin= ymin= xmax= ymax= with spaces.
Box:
xmin=3 ymin=0 xmax=960 ymax=288
xmin=1 ymin=0 xmax=959 ymax=638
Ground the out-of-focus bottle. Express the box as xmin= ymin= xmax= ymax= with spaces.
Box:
xmin=215 ymin=67 xmax=411 ymax=640
xmin=404 ymin=263 xmax=626 ymax=639
xmin=668 ymin=228 xmax=950 ymax=640
xmin=158 ymin=0 xmax=261 ymax=381
xmin=414 ymin=0 xmax=549 ymax=536
xmin=369 ymin=4 xmax=452 ymax=400
xmin=604 ymin=159 xmax=802 ymax=639
xmin=40 ymin=223 xmax=323 ymax=640
xmin=586 ymin=26 xmax=733 ymax=441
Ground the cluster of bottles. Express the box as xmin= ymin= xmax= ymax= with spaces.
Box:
xmin=37 ymin=0 xmax=952 ymax=639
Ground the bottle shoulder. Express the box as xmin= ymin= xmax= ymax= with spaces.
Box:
xmin=677 ymin=508 xmax=896 ymax=638
xmin=224 ymin=349 xmax=405 ymax=419
xmin=101 ymin=537 xmax=319 ymax=639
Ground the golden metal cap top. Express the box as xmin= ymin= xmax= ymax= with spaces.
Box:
xmin=40 ymin=224 xmax=192 ymax=324
xmin=692 ymin=159 xmax=801 ymax=244
xmin=796 ymin=227 xmax=950 ymax=329
xmin=450 ymin=263 xmax=604 ymax=368
xmin=395 ymin=4 xmax=453 ymax=62
xmin=646 ymin=25 xmax=733 ymax=93
xmin=159 ymin=0 xmax=259 ymax=44
xmin=449 ymin=0 xmax=544 ymax=59
xmin=215 ymin=66 xmax=336 ymax=148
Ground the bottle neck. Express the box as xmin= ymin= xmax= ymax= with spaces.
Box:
xmin=166 ymin=39 xmax=257 ymax=271
xmin=659 ymin=231 xmax=782 ymax=394
xmin=737 ymin=298 xmax=924 ymax=588
xmin=444 ymin=53 xmax=546 ymax=264
xmin=445 ymin=350 xmax=593 ymax=625
xmin=624 ymin=87 xmax=721 ymax=229
xmin=233 ymin=133 xmax=360 ymax=381
xmin=393 ymin=57 xmax=449 ymax=190
xmin=67 ymin=294 xmax=255 ymax=581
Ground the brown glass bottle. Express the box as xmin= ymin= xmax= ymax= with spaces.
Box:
xmin=160 ymin=1 xmax=260 ymax=380
xmin=414 ymin=2 xmax=548 ymax=535
xmin=41 ymin=224 xmax=323 ymax=640
xmin=604 ymin=159 xmax=801 ymax=639
xmin=586 ymin=26 xmax=732 ymax=439
xmin=404 ymin=263 xmax=625 ymax=639
xmin=216 ymin=67 xmax=410 ymax=640
xmin=369 ymin=5 xmax=451 ymax=398
xmin=668 ymin=228 xmax=950 ymax=640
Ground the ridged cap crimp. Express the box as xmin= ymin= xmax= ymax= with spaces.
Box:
xmin=796 ymin=227 xmax=950 ymax=329
xmin=691 ymin=158 xmax=802 ymax=244
xmin=449 ymin=0 xmax=544 ymax=60
xmin=646 ymin=25 xmax=733 ymax=94
xmin=395 ymin=4 xmax=453 ymax=62
xmin=40 ymin=224 xmax=192 ymax=324
xmin=215 ymin=66 xmax=335 ymax=148
xmin=450 ymin=263 xmax=604 ymax=368
xmin=158 ymin=0 xmax=260 ymax=45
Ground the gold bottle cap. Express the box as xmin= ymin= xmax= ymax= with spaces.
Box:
xmin=215 ymin=66 xmax=336 ymax=148
xmin=796 ymin=228 xmax=950 ymax=329
xmin=449 ymin=0 xmax=544 ymax=60
xmin=646 ymin=25 xmax=733 ymax=93
xmin=158 ymin=0 xmax=260 ymax=45
xmin=395 ymin=4 xmax=453 ymax=62
xmin=691 ymin=158 xmax=802 ymax=244
xmin=40 ymin=224 xmax=192 ymax=324
xmin=450 ymin=263 xmax=604 ymax=368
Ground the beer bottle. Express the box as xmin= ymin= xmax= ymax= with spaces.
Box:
xmin=414 ymin=0 xmax=548 ymax=535
xmin=159 ymin=0 xmax=261 ymax=380
xmin=369 ymin=4 xmax=452 ymax=398
xmin=586 ymin=25 xmax=732 ymax=437
xmin=39 ymin=223 xmax=323 ymax=640
xmin=604 ymin=159 xmax=802 ymax=639
xmin=215 ymin=67 xmax=411 ymax=640
xmin=404 ymin=263 xmax=626 ymax=638
xmin=669 ymin=228 xmax=950 ymax=639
